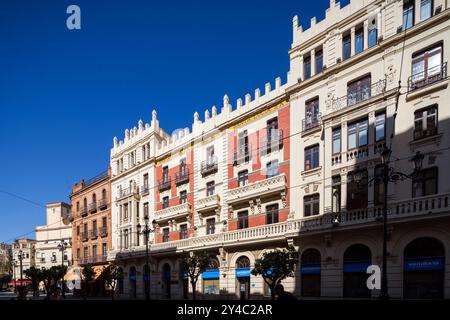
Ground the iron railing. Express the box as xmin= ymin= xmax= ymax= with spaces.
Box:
xmin=98 ymin=198 xmax=107 ymax=210
xmin=301 ymin=117 xmax=321 ymax=133
xmin=88 ymin=202 xmax=97 ymax=213
xmin=158 ymin=177 xmax=171 ymax=192
xmin=233 ymin=143 xmax=252 ymax=165
xmin=260 ymin=129 xmax=283 ymax=155
xmin=175 ymin=168 xmax=190 ymax=185
xmin=328 ymin=79 xmax=386 ymax=111
xmin=201 ymin=157 xmax=218 ymax=176
xmin=408 ymin=62 xmax=447 ymax=92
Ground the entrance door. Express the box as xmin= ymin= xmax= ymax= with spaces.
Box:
xmin=129 ymin=266 xmax=137 ymax=299
xmin=162 ymin=264 xmax=171 ymax=299
xmin=238 ymin=277 xmax=250 ymax=300
xmin=343 ymin=244 xmax=371 ymax=298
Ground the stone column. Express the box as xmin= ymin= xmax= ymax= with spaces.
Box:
xmin=311 ymin=48 xmax=316 ymax=76
xmin=299 ymin=55 xmax=304 ymax=81
xmin=350 ymin=27 xmax=356 ymax=56
xmin=340 ymin=173 xmax=348 ymax=210
xmin=363 ymin=20 xmax=369 ymax=50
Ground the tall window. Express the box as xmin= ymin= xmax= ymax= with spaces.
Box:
xmin=179 ymin=224 xmax=188 ymax=239
xmin=123 ymin=203 xmax=128 ymax=220
xmin=238 ymin=130 xmax=249 ymax=161
xmin=266 ymin=160 xmax=279 ymax=178
xmin=414 ymin=106 xmax=437 ymax=140
xmin=348 ymin=119 xmax=368 ymax=149
xmin=343 ymin=34 xmax=351 ymax=60
xmin=304 ymin=145 xmax=319 ymax=171
xmin=162 ymin=166 xmax=169 ymax=182
xmin=266 ymin=204 xmax=279 ymax=224
xmin=76 ymin=225 xmax=80 ymax=236
xmin=374 ymin=165 xmax=385 ymax=206
xmin=403 ymin=1 xmax=415 ymax=30
xmin=347 ymin=170 xmax=368 ymax=210
xmin=206 ymin=181 xmax=215 ymax=196
xmin=180 ymin=159 xmax=187 ymax=176
xmin=368 ymin=18 xmax=378 ymax=48
xmin=332 ymin=176 xmax=341 ymax=213
xmin=347 ymin=75 xmax=371 ymax=106
xmin=77 ymin=248 xmax=80 ymax=259
xmin=412 ymin=168 xmax=438 ymax=197
xmin=315 ymin=49 xmax=323 ymax=73
xmin=207 ymin=146 xmax=215 ymax=163
xmin=304 ymin=55 xmax=311 ymax=80
xmin=162 ymin=228 xmax=170 ymax=242
xmin=143 ymin=173 xmax=149 ymax=190
xmin=92 ymin=220 xmax=97 ymax=233
xmin=143 ymin=202 xmax=149 ymax=217
xmin=332 ymin=127 xmax=341 ymax=155
xmin=162 ymin=196 xmax=169 ymax=209
xmin=411 ymin=45 xmax=442 ymax=84
xmin=238 ymin=170 xmax=248 ymax=187
xmin=102 ymin=217 xmax=107 ymax=227
xmin=355 ymin=27 xmax=364 ymax=55
xmin=206 ymin=218 xmax=215 ymax=235
xmin=102 ymin=243 xmax=107 ymax=257
xmin=179 ymin=190 xmax=187 ymax=204
xmin=420 ymin=0 xmax=433 ymax=21
xmin=83 ymin=247 xmax=88 ymax=260
xmin=124 ymin=229 xmax=129 ymax=249
xmin=305 ymin=98 xmax=320 ymax=130
xmin=304 ymin=194 xmax=320 ymax=217
xmin=102 ymin=188 xmax=106 ymax=200
xmin=92 ymin=245 xmax=97 ymax=261
xmin=238 ymin=211 xmax=249 ymax=229
xmin=76 ymin=201 xmax=79 ymax=212
xmin=375 ymin=112 xmax=386 ymax=142
xmin=266 ymin=117 xmax=279 ymax=152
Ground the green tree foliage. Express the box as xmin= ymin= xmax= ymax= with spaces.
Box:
xmin=179 ymin=251 xmax=209 ymax=300
xmin=103 ymin=263 xmax=123 ymax=300
xmin=24 ymin=266 xmax=43 ymax=296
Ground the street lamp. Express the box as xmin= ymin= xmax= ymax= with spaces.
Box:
xmin=136 ymin=215 xmax=157 ymax=301
xmin=365 ymin=147 xmax=423 ymax=300
xmin=57 ymin=240 xmax=68 ymax=298
xmin=18 ymin=249 xmax=23 ymax=287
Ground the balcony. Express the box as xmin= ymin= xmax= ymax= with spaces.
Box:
xmin=195 ymin=194 xmax=220 ymax=215
xmin=97 ymin=198 xmax=107 ymax=210
xmin=233 ymin=144 xmax=252 ymax=166
xmin=260 ymin=130 xmax=283 ymax=155
xmin=80 ymin=206 xmax=88 ymax=217
xmin=155 ymin=202 xmax=191 ymax=223
xmin=158 ymin=177 xmax=171 ymax=192
xmin=141 ymin=185 xmax=150 ymax=195
xmin=408 ymin=62 xmax=447 ymax=92
xmin=201 ymin=157 xmax=218 ymax=176
xmin=99 ymin=226 xmax=108 ymax=237
xmin=227 ymin=174 xmax=286 ymax=205
xmin=81 ymin=231 xmax=89 ymax=241
xmin=328 ymin=79 xmax=386 ymax=112
xmin=116 ymin=186 xmax=140 ymax=201
xmin=301 ymin=117 xmax=321 ymax=134
xmin=175 ymin=169 xmax=190 ymax=186
xmin=88 ymin=203 xmax=97 ymax=213
xmin=90 ymin=229 xmax=98 ymax=239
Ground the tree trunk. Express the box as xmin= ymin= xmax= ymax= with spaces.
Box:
xmin=270 ymin=285 xmax=275 ymax=300
xmin=191 ymin=281 xmax=197 ymax=300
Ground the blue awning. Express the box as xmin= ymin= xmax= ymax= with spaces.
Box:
xmin=404 ymin=257 xmax=445 ymax=271
xmin=301 ymin=264 xmax=321 ymax=275
xmin=202 ymin=270 xmax=220 ymax=279
xmin=343 ymin=261 xmax=370 ymax=273
xmin=236 ymin=267 xmax=251 ymax=278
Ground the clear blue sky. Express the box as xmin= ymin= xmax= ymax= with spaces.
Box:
xmin=0 ymin=0 xmax=350 ymax=243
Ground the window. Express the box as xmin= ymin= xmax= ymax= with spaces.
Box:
xmin=412 ymin=168 xmax=438 ymax=197
xmin=304 ymin=55 xmax=311 ymax=80
xmin=414 ymin=106 xmax=437 ymax=140
xmin=332 ymin=176 xmax=341 ymax=213
xmin=420 ymin=0 xmax=433 ymax=21
xmin=76 ymin=201 xmax=79 ymax=212
xmin=238 ymin=211 xmax=249 ymax=229
xmin=102 ymin=243 xmax=107 ymax=257
xmin=77 ymin=248 xmax=80 ymax=259
xmin=375 ymin=112 xmax=386 ymax=142
xmin=64 ymin=252 xmax=68 ymax=261
xmin=102 ymin=189 xmax=106 ymax=200
xmin=123 ymin=203 xmax=128 ymax=220
xmin=374 ymin=165 xmax=385 ymax=206
xmin=143 ymin=173 xmax=149 ymax=191
xmin=124 ymin=229 xmax=129 ymax=249
xmin=315 ymin=49 xmax=323 ymax=73
xmin=136 ymin=202 xmax=139 ymax=218
xmin=265 ymin=118 xmax=280 ymax=153
xmin=343 ymin=34 xmax=351 ymax=60
xmin=368 ymin=18 xmax=378 ymax=48
xmin=411 ymin=45 xmax=442 ymax=85
xmin=180 ymin=159 xmax=187 ymax=176
xmin=206 ymin=146 xmax=215 ymax=163
xmin=206 ymin=181 xmax=215 ymax=196
xmin=162 ymin=166 xmax=169 ymax=182
xmin=83 ymin=247 xmax=88 ymax=260
xmin=143 ymin=202 xmax=149 ymax=217
xmin=355 ymin=28 xmax=364 ymax=55
xmin=237 ymin=131 xmax=249 ymax=162
xmin=403 ymin=1 xmax=415 ymax=30
xmin=179 ymin=224 xmax=188 ymax=240
xmin=102 ymin=217 xmax=107 ymax=227
xmin=92 ymin=193 xmax=96 ymax=205
xmin=348 ymin=119 xmax=368 ymax=149
xmin=304 ymin=145 xmax=319 ymax=171
xmin=266 ymin=160 xmax=279 ymax=178
xmin=76 ymin=225 xmax=80 ymax=236
xmin=206 ymin=218 xmax=215 ymax=235
xmin=83 ymin=198 xmax=87 ymax=208
xmin=347 ymin=75 xmax=371 ymax=106
xmin=179 ymin=191 xmax=187 ymax=204
xmin=304 ymin=194 xmax=320 ymax=217
xmin=92 ymin=245 xmax=97 ymax=260
xmin=305 ymin=98 xmax=320 ymax=130
xmin=162 ymin=196 xmax=169 ymax=209
xmin=162 ymin=228 xmax=170 ymax=242
xmin=266 ymin=204 xmax=279 ymax=224
xmin=83 ymin=223 xmax=88 ymax=234
xmin=238 ymin=170 xmax=248 ymax=187
xmin=347 ymin=170 xmax=368 ymax=210
xmin=92 ymin=220 xmax=97 ymax=233
xmin=332 ymin=127 xmax=341 ymax=155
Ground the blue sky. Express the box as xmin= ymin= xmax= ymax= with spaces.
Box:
xmin=0 ymin=0 xmax=350 ymax=243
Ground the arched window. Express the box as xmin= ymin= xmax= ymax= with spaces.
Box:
xmin=102 ymin=189 xmax=106 ymax=200
xmin=301 ymin=248 xmax=321 ymax=297
xmin=83 ymin=198 xmax=87 ymax=208
xmin=92 ymin=193 xmax=96 ymax=204
xmin=343 ymin=244 xmax=371 ymax=298
xmin=236 ymin=256 xmax=250 ymax=268
xmin=207 ymin=256 xmax=220 ymax=270
xmin=404 ymin=237 xmax=444 ymax=299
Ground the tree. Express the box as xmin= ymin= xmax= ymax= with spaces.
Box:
xmin=24 ymin=266 xmax=43 ymax=297
xmin=82 ymin=264 xmax=96 ymax=297
xmin=179 ymin=251 xmax=209 ymax=300
xmin=40 ymin=266 xmax=67 ymax=298
xmin=251 ymin=246 xmax=299 ymax=300
xmin=103 ymin=263 xmax=123 ymax=300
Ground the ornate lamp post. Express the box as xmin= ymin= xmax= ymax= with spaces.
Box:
xmin=136 ymin=215 xmax=157 ymax=301
xmin=57 ymin=240 xmax=69 ymax=298
xmin=18 ymin=249 xmax=23 ymax=287
xmin=354 ymin=148 xmax=424 ymax=300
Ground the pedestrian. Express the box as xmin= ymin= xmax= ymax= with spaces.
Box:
xmin=274 ymin=284 xmax=297 ymax=300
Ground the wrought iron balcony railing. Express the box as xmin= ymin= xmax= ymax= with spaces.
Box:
xmin=301 ymin=117 xmax=321 ymax=133
xmin=98 ymin=198 xmax=107 ymax=210
xmin=141 ymin=185 xmax=150 ymax=195
xmin=88 ymin=203 xmax=97 ymax=213
xmin=175 ymin=168 xmax=190 ymax=185
xmin=99 ymin=226 xmax=108 ymax=237
xmin=260 ymin=130 xmax=283 ymax=155
xmin=80 ymin=207 xmax=88 ymax=217
xmin=201 ymin=157 xmax=218 ymax=176
xmin=158 ymin=177 xmax=171 ymax=192
xmin=233 ymin=144 xmax=252 ymax=166
xmin=408 ymin=62 xmax=447 ymax=92
xmin=90 ymin=229 xmax=98 ymax=239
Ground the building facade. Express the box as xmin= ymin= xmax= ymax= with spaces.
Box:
xmin=35 ymin=202 xmax=72 ymax=270
xmin=12 ymin=239 xmax=36 ymax=283
xmin=69 ymin=168 xmax=112 ymax=293
xmin=0 ymin=243 xmax=12 ymax=275
xmin=108 ymin=0 xmax=450 ymax=300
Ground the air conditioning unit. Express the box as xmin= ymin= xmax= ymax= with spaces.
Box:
xmin=435 ymin=5 xmax=442 ymax=15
